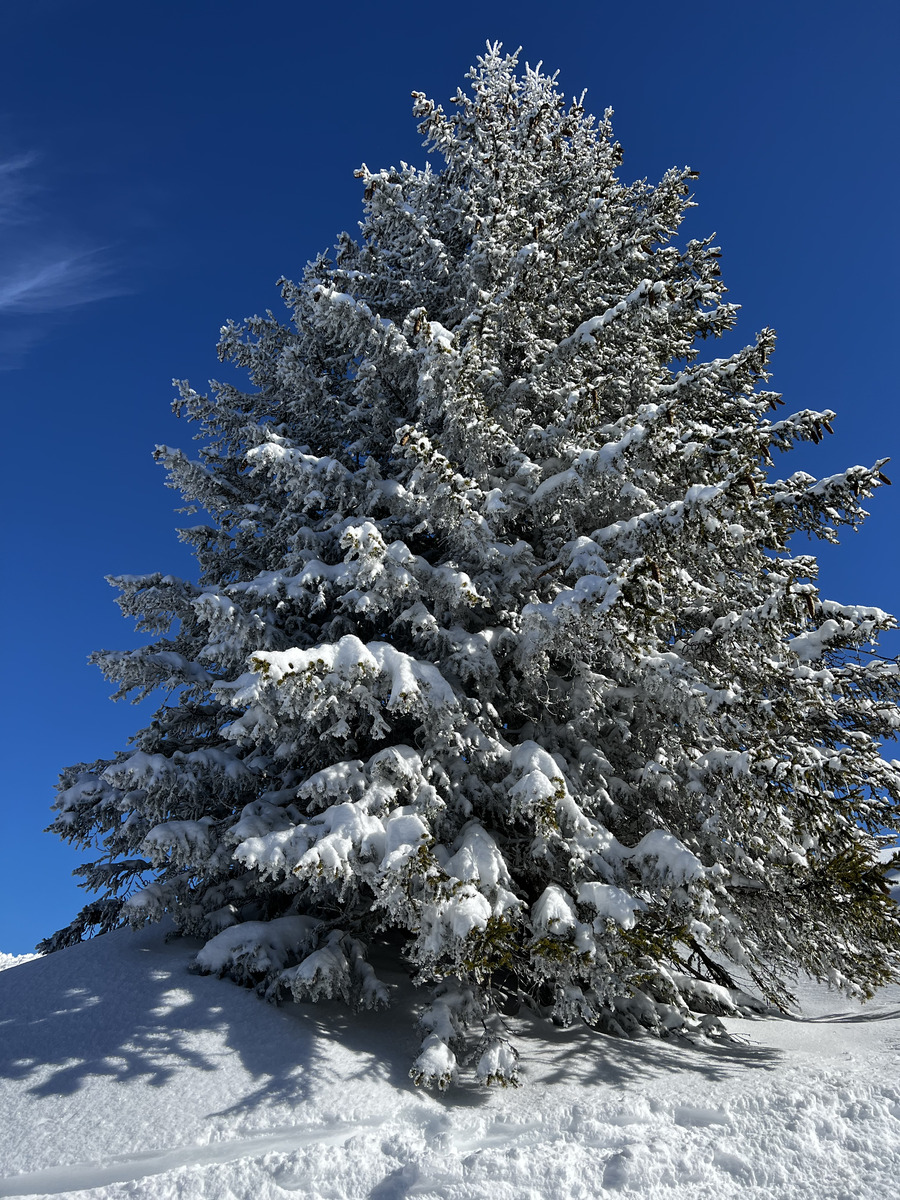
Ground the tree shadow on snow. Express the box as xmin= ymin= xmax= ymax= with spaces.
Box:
xmin=0 ymin=923 xmax=318 ymax=1111
xmin=215 ymin=958 xmax=788 ymax=1112
xmin=0 ymin=924 xmax=786 ymax=1119
xmin=207 ymin=953 xmax=445 ymax=1118
xmin=797 ymin=1006 xmax=900 ymax=1024
xmin=505 ymin=1008 xmax=784 ymax=1092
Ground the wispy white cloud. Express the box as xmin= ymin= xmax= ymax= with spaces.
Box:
xmin=0 ymin=152 xmax=38 ymax=220
xmin=0 ymin=246 xmax=116 ymax=314
xmin=0 ymin=153 xmax=123 ymax=364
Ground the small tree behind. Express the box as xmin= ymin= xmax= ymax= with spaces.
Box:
xmin=43 ymin=46 xmax=900 ymax=1087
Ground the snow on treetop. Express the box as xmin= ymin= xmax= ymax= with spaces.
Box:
xmin=42 ymin=44 xmax=900 ymax=1088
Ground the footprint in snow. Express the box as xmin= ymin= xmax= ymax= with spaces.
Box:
xmin=673 ymin=1105 xmax=730 ymax=1128
xmin=601 ymin=1147 xmax=634 ymax=1191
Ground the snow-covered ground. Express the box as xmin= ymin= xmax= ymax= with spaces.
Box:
xmin=1 ymin=925 xmax=898 ymax=1199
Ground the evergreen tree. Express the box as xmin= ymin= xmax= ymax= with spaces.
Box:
xmin=42 ymin=46 xmax=900 ymax=1087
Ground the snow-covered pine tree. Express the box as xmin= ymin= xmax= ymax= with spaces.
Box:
xmin=42 ymin=45 xmax=900 ymax=1087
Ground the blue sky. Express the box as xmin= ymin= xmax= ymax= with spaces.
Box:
xmin=1 ymin=0 xmax=897 ymax=953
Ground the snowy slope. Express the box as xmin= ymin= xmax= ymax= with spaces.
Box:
xmin=1 ymin=925 xmax=899 ymax=1199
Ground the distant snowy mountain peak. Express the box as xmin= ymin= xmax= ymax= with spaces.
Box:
xmin=0 ymin=952 xmax=38 ymax=972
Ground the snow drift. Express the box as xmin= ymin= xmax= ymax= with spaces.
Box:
xmin=1 ymin=924 xmax=899 ymax=1199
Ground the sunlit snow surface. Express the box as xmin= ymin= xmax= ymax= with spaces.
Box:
xmin=1 ymin=926 xmax=898 ymax=1199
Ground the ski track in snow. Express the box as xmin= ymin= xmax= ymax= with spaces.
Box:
xmin=1 ymin=926 xmax=899 ymax=1199
xmin=0 ymin=1120 xmax=385 ymax=1197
